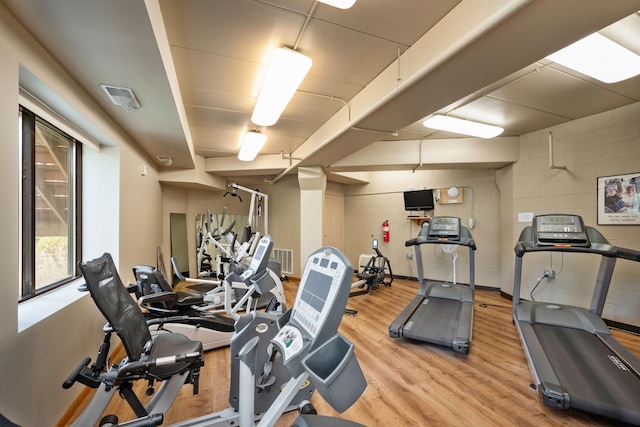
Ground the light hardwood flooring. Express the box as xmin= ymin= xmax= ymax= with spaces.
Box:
xmin=62 ymin=277 xmax=640 ymax=426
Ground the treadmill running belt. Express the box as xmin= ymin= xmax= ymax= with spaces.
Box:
xmin=533 ymin=324 xmax=640 ymax=424
xmin=402 ymin=298 xmax=461 ymax=346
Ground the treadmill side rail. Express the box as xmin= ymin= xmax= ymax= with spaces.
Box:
xmin=453 ymin=301 xmax=473 ymax=354
xmin=539 ymin=381 xmax=570 ymax=409
xmin=389 ymin=295 xmax=423 ymax=338
xmin=514 ymin=318 xmax=568 ymax=409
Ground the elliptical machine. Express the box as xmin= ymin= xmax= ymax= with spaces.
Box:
xmin=351 ymin=238 xmax=393 ymax=297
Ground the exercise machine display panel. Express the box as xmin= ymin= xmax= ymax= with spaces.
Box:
xmin=291 ymin=251 xmax=348 ymax=340
xmin=533 ymin=214 xmax=589 ymax=247
xmin=427 ymin=216 xmax=461 ymax=240
xmin=247 ymin=234 xmax=272 ymax=273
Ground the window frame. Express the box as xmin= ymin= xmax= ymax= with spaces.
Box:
xmin=20 ymin=105 xmax=83 ymax=302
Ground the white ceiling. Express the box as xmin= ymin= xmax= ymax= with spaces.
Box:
xmin=4 ymin=0 xmax=640 ymax=183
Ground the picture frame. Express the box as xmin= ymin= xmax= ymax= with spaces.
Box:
xmin=597 ymin=172 xmax=640 ymax=225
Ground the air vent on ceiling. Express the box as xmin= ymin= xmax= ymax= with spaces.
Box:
xmin=100 ymin=84 xmax=141 ymax=112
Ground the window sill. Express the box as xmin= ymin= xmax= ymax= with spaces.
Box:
xmin=18 ymin=279 xmax=87 ymax=332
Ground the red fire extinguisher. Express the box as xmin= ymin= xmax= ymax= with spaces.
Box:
xmin=382 ymin=219 xmax=390 ymax=242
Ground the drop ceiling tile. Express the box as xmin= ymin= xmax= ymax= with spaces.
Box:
xmin=489 ymin=66 xmax=637 ymax=119
xmin=161 ymin=0 xmax=305 ymax=61
xmin=453 ymin=96 xmax=573 ymax=134
xmin=313 ymin=0 xmax=461 ymax=46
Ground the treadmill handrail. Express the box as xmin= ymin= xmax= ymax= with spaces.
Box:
xmin=405 ymin=228 xmax=476 ymax=250
xmin=514 ymin=226 xmax=617 ymax=258
xmin=614 ymin=246 xmax=640 ymax=262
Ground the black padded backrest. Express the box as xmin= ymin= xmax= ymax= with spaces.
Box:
xmin=80 ymin=253 xmax=151 ymax=360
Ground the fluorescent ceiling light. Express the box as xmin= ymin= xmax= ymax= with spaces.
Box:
xmin=251 ymin=48 xmax=312 ymax=127
xmin=547 ymin=33 xmax=640 ymax=83
xmin=423 ymin=115 xmax=504 ymax=138
xmin=317 ymin=0 xmax=357 ymax=9
xmin=238 ymin=131 xmax=267 ymax=161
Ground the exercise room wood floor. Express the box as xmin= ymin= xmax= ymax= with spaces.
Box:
xmin=63 ymin=277 xmax=640 ymax=427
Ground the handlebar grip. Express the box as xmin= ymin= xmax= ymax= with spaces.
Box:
xmin=615 ymin=246 xmax=640 ymax=261
xmin=405 ymin=237 xmax=426 ymax=247
xmin=63 ymin=357 xmax=91 ymax=389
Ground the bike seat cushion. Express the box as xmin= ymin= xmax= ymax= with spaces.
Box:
xmin=148 ymin=333 xmax=203 ymax=378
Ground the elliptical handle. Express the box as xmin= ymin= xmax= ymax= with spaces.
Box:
xmin=170 ymin=257 xmax=186 ymax=281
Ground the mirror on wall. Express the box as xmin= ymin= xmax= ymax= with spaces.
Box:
xmin=195 ymin=212 xmax=250 ymax=278
xmin=170 ymin=213 xmax=189 ymax=281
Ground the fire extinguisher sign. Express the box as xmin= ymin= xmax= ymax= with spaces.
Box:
xmin=383 ymin=219 xmax=390 ymax=242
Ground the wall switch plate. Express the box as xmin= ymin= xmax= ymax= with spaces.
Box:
xmin=519 ymin=212 xmax=534 ymax=222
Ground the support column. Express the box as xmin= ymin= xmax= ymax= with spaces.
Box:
xmin=298 ymin=166 xmax=326 ymax=272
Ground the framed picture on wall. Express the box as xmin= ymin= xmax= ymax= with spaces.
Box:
xmin=597 ymin=172 xmax=640 ymax=225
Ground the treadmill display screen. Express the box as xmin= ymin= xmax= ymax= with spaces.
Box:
xmin=533 ymin=214 xmax=589 ymax=247
xmin=428 ymin=216 xmax=461 ymax=240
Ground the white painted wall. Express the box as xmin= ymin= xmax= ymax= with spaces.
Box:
xmin=505 ymin=101 xmax=640 ymax=327
xmin=343 ymin=169 xmax=502 ymax=289
xmin=0 ymin=5 xmax=164 ymax=425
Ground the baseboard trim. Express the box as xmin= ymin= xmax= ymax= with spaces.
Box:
xmin=54 ymin=386 xmax=92 ymax=427
xmin=55 ymin=342 xmax=124 ymax=427
xmin=605 ymin=319 xmax=640 ymax=335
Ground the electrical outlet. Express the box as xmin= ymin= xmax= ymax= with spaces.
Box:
xmin=544 ymin=269 xmax=555 ymax=279
xmin=407 ymin=252 xmax=413 ymax=260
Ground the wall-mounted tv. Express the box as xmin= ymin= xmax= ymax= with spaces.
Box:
xmin=403 ymin=189 xmax=435 ymax=212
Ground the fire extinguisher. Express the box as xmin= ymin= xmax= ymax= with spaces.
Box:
xmin=382 ymin=219 xmax=390 ymax=242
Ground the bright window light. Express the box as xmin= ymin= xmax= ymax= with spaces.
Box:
xmin=238 ymin=131 xmax=267 ymax=161
xmin=318 ymin=0 xmax=357 ymax=9
xmin=423 ymin=115 xmax=504 ymax=138
xmin=547 ymin=33 xmax=640 ymax=83
xmin=251 ymin=48 xmax=312 ymax=127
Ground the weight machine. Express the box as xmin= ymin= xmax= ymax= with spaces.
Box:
xmin=196 ymin=183 xmax=269 ymax=279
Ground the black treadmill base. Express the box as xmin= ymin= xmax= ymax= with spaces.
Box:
xmin=533 ymin=324 xmax=640 ymax=426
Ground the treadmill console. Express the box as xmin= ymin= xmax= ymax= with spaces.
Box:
xmin=427 ymin=216 xmax=461 ymax=240
xmin=532 ymin=214 xmax=590 ymax=247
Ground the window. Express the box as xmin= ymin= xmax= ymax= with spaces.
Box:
xmin=20 ymin=106 xmax=82 ymax=301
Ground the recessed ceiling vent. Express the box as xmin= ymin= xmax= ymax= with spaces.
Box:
xmin=100 ymin=84 xmax=141 ymax=112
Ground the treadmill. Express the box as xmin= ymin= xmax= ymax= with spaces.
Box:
xmin=512 ymin=213 xmax=640 ymax=424
xmin=389 ymin=216 xmax=476 ymax=354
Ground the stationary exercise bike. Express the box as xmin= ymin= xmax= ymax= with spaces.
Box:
xmin=63 ymin=253 xmax=204 ymax=427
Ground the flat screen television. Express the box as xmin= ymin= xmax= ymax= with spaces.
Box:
xmin=403 ymin=189 xmax=434 ymax=212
